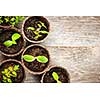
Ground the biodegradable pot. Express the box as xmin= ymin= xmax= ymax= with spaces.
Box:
xmin=22 ymin=16 xmax=50 ymax=43
xmin=21 ymin=44 xmax=50 ymax=75
xmin=0 ymin=27 xmax=26 ymax=57
xmin=0 ymin=59 xmax=25 ymax=83
xmin=41 ymin=66 xmax=70 ymax=83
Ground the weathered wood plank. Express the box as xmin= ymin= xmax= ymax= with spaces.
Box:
xmin=43 ymin=16 xmax=100 ymax=46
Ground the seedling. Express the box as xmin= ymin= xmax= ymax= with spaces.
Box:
xmin=22 ymin=54 xmax=48 ymax=63
xmin=0 ymin=16 xmax=25 ymax=26
xmin=27 ymin=21 xmax=48 ymax=40
xmin=52 ymin=72 xmax=62 ymax=83
xmin=3 ymin=33 xmax=21 ymax=47
xmin=1 ymin=65 xmax=20 ymax=83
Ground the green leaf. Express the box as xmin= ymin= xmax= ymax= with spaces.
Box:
xmin=0 ymin=20 xmax=3 ymax=24
xmin=5 ymin=72 xmax=11 ymax=78
xmin=8 ymin=66 xmax=13 ymax=71
xmin=14 ymin=65 xmax=20 ymax=71
xmin=34 ymin=31 xmax=39 ymax=35
xmin=39 ymin=21 xmax=47 ymax=29
xmin=4 ymin=17 xmax=9 ymax=23
xmin=12 ymin=71 xmax=17 ymax=77
xmin=2 ymin=69 xmax=8 ymax=74
xmin=18 ymin=16 xmax=25 ymax=21
xmin=52 ymin=72 xmax=62 ymax=83
xmin=37 ymin=23 xmax=42 ymax=28
xmin=15 ymin=16 xmax=19 ymax=24
xmin=3 ymin=40 xmax=13 ymax=47
xmin=52 ymin=72 xmax=59 ymax=81
xmin=22 ymin=55 xmax=35 ymax=62
xmin=12 ymin=33 xmax=21 ymax=41
xmin=3 ymin=75 xmax=7 ymax=80
xmin=34 ymin=35 xmax=42 ymax=40
xmin=7 ymin=78 xmax=12 ymax=83
xmin=2 ymin=80 xmax=7 ymax=83
xmin=10 ymin=21 xmax=16 ymax=26
xmin=27 ymin=27 xmax=35 ymax=31
xmin=10 ymin=17 xmax=15 ymax=21
xmin=39 ymin=31 xmax=48 ymax=34
xmin=36 ymin=56 xmax=48 ymax=63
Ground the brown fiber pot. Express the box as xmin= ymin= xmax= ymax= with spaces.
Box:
xmin=22 ymin=16 xmax=50 ymax=43
xmin=41 ymin=66 xmax=70 ymax=83
xmin=0 ymin=59 xmax=25 ymax=83
xmin=21 ymin=44 xmax=50 ymax=75
xmin=0 ymin=26 xmax=26 ymax=57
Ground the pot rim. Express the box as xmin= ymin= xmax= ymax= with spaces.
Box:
xmin=41 ymin=66 xmax=70 ymax=83
xmin=21 ymin=44 xmax=50 ymax=75
xmin=22 ymin=16 xmax=50 ymax=43
xmin=0 ymin=59 xmax=26 ymax=83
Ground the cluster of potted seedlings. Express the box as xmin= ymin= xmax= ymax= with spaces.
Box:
xmin=0 ymin=16 xmax=70 ymax=83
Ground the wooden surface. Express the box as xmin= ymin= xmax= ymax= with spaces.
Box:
xmin=0 ymin=16 xmax=100 ymax=83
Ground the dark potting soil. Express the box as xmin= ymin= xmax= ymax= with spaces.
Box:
xmin=0 ymin=28 xmax=24 ymax=54
xmin=0 ymin=61 xmax=25 ymax=83
xmin=23 ymin=46 xmax=49 ymax=72
xmin=24 ymin=16 xmax=49 ymax=41
xmin=43 ymin=67 xmax=70 ymax=83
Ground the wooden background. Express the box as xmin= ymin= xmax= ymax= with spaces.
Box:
xmin=0 ymin=16 xmax=100 ymax=83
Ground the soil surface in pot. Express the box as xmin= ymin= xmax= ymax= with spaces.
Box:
xmin=23 ymin=45 xmax=49 ymax=72
xmin=43 ymin=67 xmax=70 ymax=83
xmin=0 ymin=61 xmax=25 ymax=83
xmin=0 ymin=28 xmax=24 ymax=54
xmin=23 ymin=16 xmax=49 ymax=41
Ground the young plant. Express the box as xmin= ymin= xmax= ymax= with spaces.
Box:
xmin=22 ymin=54 xmax=48 ymax=63
xmin=27 ymin=21 xmax=48 ymax=40
xmin=0 ymin=16 xmax=25 ymax=26
xmin=1 ymin=65 xmax=20 ymax=83
xmin=3 ymin=33 xmax=21 ymax=47
xmin=52 ymin=72 xmax=62 ymax=83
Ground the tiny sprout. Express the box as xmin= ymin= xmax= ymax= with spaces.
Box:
xmin=3 ymin=33 xmax=21 ymax=47
xmin=34 ymin=34 xmax=42 ymax=40
xmin=22 ymin=54 xmax=48 ymax=63
xmin=39 ymin=31 xmax=48 ymax=34
xmin=52 ymin=72 xmax=62 ymax=83
xmin=27 ymin=20 xmax=48 ymax=40
xmin=1 ymin=65 xmax=20 ymax=83
xmin=14 ymin=65 xmax=20 ymax=71
xmin=38 ymin=21 xmax=47 ymax=29
xmin=27 ymin=27 xmax=35 ymax=31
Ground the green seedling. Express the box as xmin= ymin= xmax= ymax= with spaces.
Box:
xmin=3 ymin=33 xmax=21 ymax=47
xmin=22 ymin=54 xmax=48 ymax=63
xmin=0 ymin=16 xmax=25 ymax=26
xmin=27 ymin=21 xmax=48 ymax=40
xmin=52 ymin=72 xmax=62 ymax=83
xmin=38 ymin=21 xmax=47 ymax=29
xmin=0 ymin=16 xmax=3 ymax=24
xmin=1 ymin=65 xmax=20 ymax=83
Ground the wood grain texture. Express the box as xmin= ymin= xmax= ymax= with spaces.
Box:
xmin=0 ymin=16 xmax=100 ymax=83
